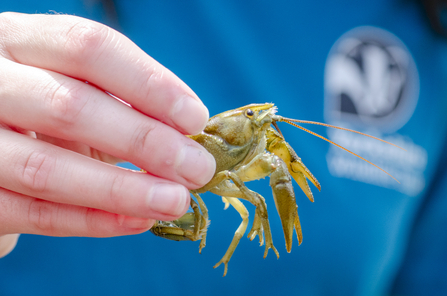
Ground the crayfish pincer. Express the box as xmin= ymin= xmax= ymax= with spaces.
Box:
xmin=149 ymin=103 xmax=399 ymax=276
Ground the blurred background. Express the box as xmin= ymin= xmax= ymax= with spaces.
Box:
xmin=1 ymin=1 xmax=447 ymax=295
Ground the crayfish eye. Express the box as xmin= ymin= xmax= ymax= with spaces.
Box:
xmin=245 ymin=109 xmax=254 ymax=117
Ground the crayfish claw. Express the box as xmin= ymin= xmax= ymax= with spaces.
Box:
xmin=198 ymin=220 xmax=209 ymax=253
xmin=191 ymin=193 xmax=209 ymax=253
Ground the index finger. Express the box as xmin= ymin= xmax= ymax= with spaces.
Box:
xmin=0 ymin=12 xmax=208 ymax=135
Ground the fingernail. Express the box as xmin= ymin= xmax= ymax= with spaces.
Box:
xmin=176 ymin=145 xmax=216 ymax=187
xmin=117 ymin=215 xmax=153 ymax=229
xmin=147 ymin=183 xmax=189 ymax=216
xmin=171 ymin=95 xmax=209 ymax=135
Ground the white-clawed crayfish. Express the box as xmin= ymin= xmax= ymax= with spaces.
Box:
xmin=149 ymin=103 xmax=399 ymax=276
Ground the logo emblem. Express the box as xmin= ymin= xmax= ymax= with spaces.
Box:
xmin=324 ymin=26 xmax=419 ymax=133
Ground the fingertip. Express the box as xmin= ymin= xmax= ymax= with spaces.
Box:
xmin=171 ymin=95 xmax=209 ymax=135
xmin=175 ymin=144 xmax=216 ymax=189
xmin=146 ymin=183 xmax=190 ymax=218
xmin=0 ymin=234 xmax=20 ymax=258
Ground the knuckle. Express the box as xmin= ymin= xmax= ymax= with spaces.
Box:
xmin=139 ymin=64 xmax=165 ymax=103
xmin=0 ymin=12 xmax=13 ymax=33
xmin=0 ymin=12 xmax=20 ymax=54
xmin=62 ymin=20 xmax=110 ymax=67
xmin=19 ymin=150 xmax=55 ymax=193
xmin=44 ymin=80 xmax=88 ymax=129
xmin=84 ymin=208 xmax=104 ymax=235
xmin=27 ymin=198 xmax=57 ymax=234
xmin=129 ymin=122 xmax=158 ymax=157
xmin=0 ymin=12 xmax=18 ymax=32
xmin=107 ymin=174 xmax=127 ymax=210
xmin=84 ymin=209 xmax=121 ymax=236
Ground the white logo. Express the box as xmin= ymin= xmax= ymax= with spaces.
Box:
xmin=324 ymin=26 xmax=426 ymax=196
xmin=324 ymin=26 xmax=419 ymax=133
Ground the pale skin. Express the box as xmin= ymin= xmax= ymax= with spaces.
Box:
xmin=0 ymin=12 xmax=216 ymax=258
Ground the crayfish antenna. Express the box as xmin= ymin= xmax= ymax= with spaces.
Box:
xmin=280 ymin=118 xmax=402 ymax=183
xmin=272 ymin=121 xmax=284 ymax=139
xmin=283 ymin=119 xmax=405 ymax=150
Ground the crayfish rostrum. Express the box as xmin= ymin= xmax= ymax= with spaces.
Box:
xmin=150 ymin=103 xmax=397 ymax=276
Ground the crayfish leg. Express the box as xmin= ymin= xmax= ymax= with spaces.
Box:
xmin=209 ymin=171 xmax=279 ymax=259
xmin=222 ymin=197 xmax=230 ymax=210
xmin=226 ymin=171 xmax=279 ymax=259
xmin=213 ymin=197 xmax=249 ymax=277
xmin=247 ymin=210 xmax=264 ymax=246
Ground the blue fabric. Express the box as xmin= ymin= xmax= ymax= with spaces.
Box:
xmin=0 ymin=1 xmax=446 ymax=295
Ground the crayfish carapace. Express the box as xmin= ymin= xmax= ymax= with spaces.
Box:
xmin=149 ymin=103 xmax=400 ymax=276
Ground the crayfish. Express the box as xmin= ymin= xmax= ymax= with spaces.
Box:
xmin=149 ymin=103 xmax=398 ymax=276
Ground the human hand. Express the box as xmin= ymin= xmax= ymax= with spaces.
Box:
xmin=0 ymin=12 xmax=216 ymax=256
